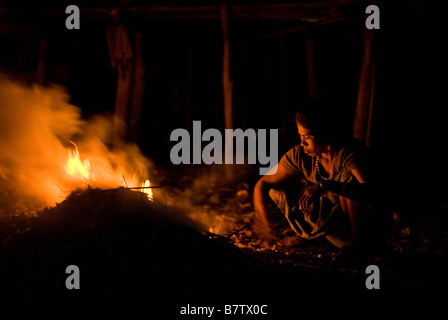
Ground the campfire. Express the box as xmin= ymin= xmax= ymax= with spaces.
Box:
xmin=0 ymin=79 xmax=256 ymax=253
xmin=0 ymin=79 xmax=157 ymax=212
xmin=0 ymin=80 xmax=278 ymax=299
xmin=64 ymin=141 xmax=155 ymax=201
xmin=0 ymin=79 xmax=272 ymax=256
xmin=0 ymin=79 xmax=240 ymax=242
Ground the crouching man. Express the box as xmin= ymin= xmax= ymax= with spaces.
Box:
xmin=253 ymin=99 xmax=391 ymax=253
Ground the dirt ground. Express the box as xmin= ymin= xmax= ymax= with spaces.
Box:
xmin=175 ymin=170 xmax=448 ymax=291
xmin=0 ymin=166 xmax=446 ymax=314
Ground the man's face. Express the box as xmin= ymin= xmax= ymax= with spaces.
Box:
xmin=297 ymin=123 xmax=326 ymax=157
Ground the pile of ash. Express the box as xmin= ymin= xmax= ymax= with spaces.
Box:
xmin=0 ymin=187 xmax=254 ymax=301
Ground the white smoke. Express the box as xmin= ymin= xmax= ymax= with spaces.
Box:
xmin=0 ymin=78 xmax=153 ymax=214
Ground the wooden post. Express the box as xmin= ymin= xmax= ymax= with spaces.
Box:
xmin=365 ymin=57 xmax=376 ymax=146
xmin=220 ymin=1 xmax=234 ymax=180
xmin=128 ymin=32 xmax=145 ymax=143
xmin=114 ymin=59 xmax=133 ymax=141
xmin=19 ymin=35 xmax=33 ymax=69
xmin=35 ymin=38 xmax=47 ymax=84
xmin=240 ymin=40 xmax=248 ymax=129
xmin=306 ymin=38 xmax=317 ymax=100
xmin=353 ymin=27 xmax=376 ymax=146
xmin=280 ymin=29 xmax=286 ymax=153
xmin=106 ymin=12 xmax=134 ymax=143
xmin=186 ymin=42 xmax=194 ymax=130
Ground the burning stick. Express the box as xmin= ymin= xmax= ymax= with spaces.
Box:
xmin=119 ymin=176 xmax=158 ymax=201
xmin=102 ymin=186 xmax=162 ymax=191
xmin=124 ymin=186 xmax=162 ymax=189
xmin=103 ymin=185 xmax=161 ymax=201
xmin=122 ymin=175 xmax=128 ymax=188
xmin=224 ymin=225 xmax=249 ymax=238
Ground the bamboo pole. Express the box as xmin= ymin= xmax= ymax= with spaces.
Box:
xmin=365 ymin=57 xmax=376 ymax=147
xmin=129 ymin=32 xmax=145 ymax=143
xmin=240 ymin=40 xmax=248 ymax=129
xmin=221 ymin=1 xmax=234 ymax=180
xmin=306 ymin=38 xmax=317 ymax=100
xmin=221 ymin=2 xmax=233 ymax=132
xmin=114 ymin=59 xmax=133 ymax=141
xmin=35 ymin=38 xmax=47 ymax=84
xmin=353 ymin=26 xmax=376 ymax=146
xmin=280 ymin=26 xmax=286 ymax=152
xmin=186 ymin=42 xmax=194 ymax=130
xmin=25 ymin=1 xmax=357 ymax=21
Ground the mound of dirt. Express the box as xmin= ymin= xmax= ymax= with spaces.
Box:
xmin=0 ymin=187 xmax=250 ymax=301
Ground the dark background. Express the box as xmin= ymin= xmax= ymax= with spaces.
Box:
xmin=0 ymin=0 xmax=447 ymax=308
xmin=1 ymin=1 xmax=446 ymax=185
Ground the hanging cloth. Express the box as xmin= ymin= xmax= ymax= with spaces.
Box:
xmin=106 ymin=23 xmax=133 ymax=76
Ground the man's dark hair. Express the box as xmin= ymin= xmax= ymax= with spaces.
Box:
xmin=295 ymin=98 xmax=346 ymax=145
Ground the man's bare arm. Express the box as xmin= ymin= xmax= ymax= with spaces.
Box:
xmin=319 ymin=168 xmax=385 ymax=204
xmin=253 ymin=164 xmax=297 ymax=236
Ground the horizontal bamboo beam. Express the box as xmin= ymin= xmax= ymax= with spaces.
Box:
xmin=0 ymin=22 xmax=40 ymax=34
xmin=0 ymin=1 xmax=358 ymax=22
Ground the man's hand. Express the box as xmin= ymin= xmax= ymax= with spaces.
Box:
xmin=252 ymin=163 xmax=295 ymax=241
xmin=298 ymin=183 xmax=322 ymax=214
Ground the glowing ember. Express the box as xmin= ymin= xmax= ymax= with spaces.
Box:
xmin=65 ymin=142 xmax=91 ymax=181
xmin=141 ymin=179 xmax=153 ymax=201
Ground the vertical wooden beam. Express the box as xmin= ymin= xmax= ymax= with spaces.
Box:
xmin=306 ymin=37 xmax=317 ymax=100
xmin=353 ymin=27 xmax=376 ymax=146
xmin=19 ymin=35 xmax=33 ymax=69
xmin=35 ymin=38 xmax=47 ymax=84
xmin=114 ymin=60 xmax=133 ymax=141
xmin=128 ymin=32 xmax=145 ymax=143
xmin=261 ymin=24 xmax=269 ymax=127
xmin=220 ymin=1 xmax=234 ymax=180
xmin=240 ymin=40 xmax=248 ymax=129
xmin=109 ymin=24 xmax=133 ymax=143
xmin=280 ymin=27 xmax=286 ymax=153
xmin=186 ymin=42 xmax=194 ymax=130
xmin=365 ymin=57 xmax=376 ymax=146
xmin=221 ymin=1 xmax=233 ymax=131
xmin=106 ymin=7 xmax=134 ymax=143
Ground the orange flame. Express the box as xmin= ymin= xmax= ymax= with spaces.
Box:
xmin=65 ymin=142 xmax=91 ymax=181
xmin=141 ymin=179 xmax=153 ymax=201
xmin=64 ymin=142 xmax=154 ymax=201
